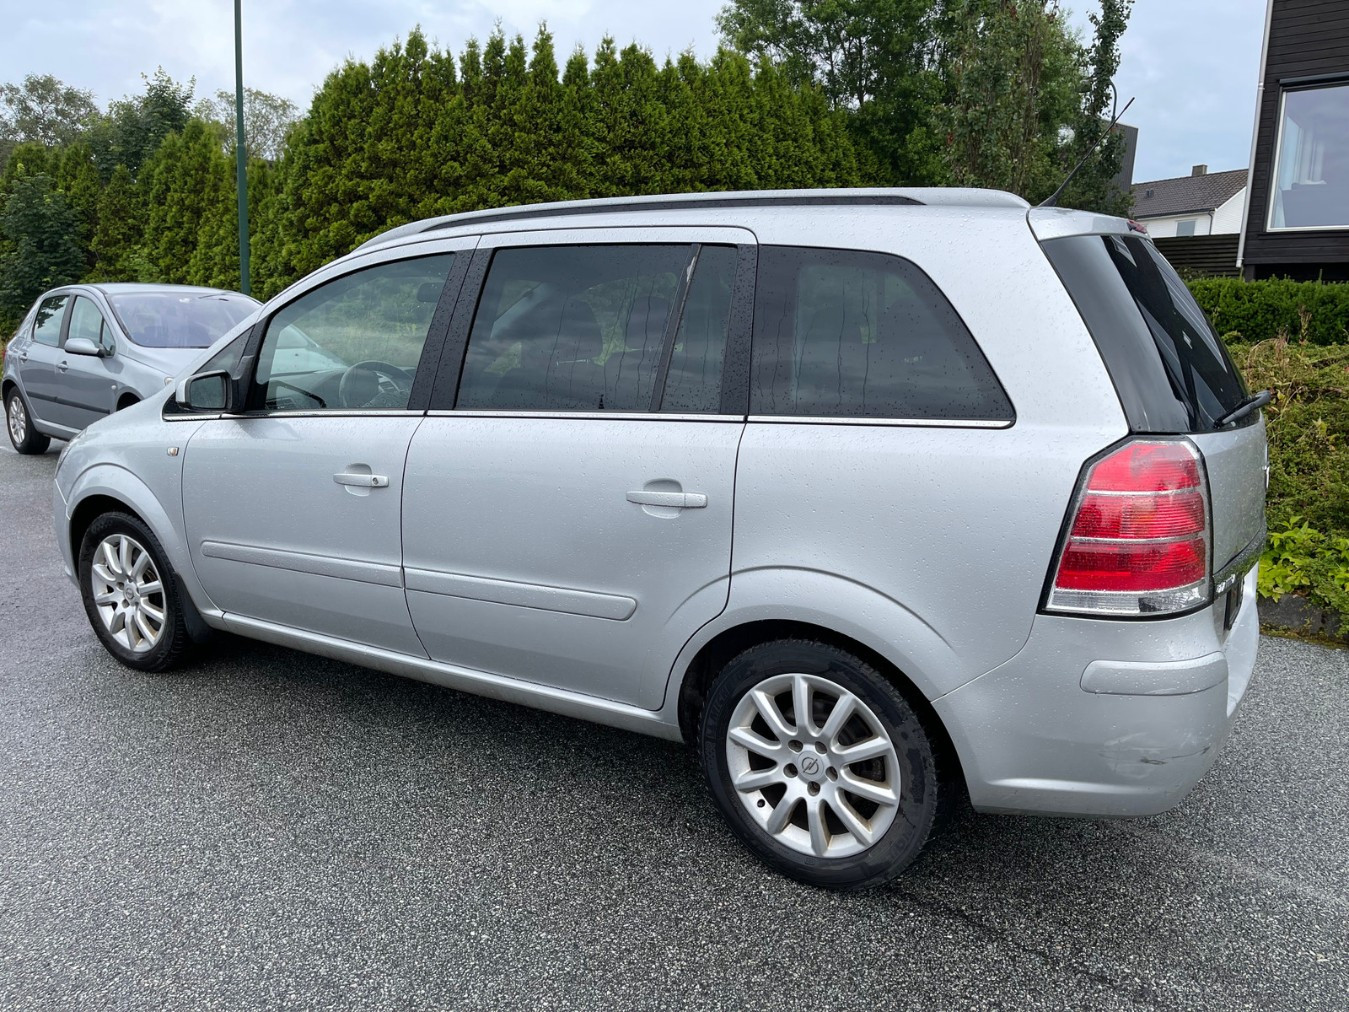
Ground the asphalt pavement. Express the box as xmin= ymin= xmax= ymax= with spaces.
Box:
xmin=1 ymin=443 xmax=1347 ymax=1011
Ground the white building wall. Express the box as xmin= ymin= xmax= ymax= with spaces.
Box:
xmin=1138 ymin=213 xmax=1212 ymax=238
xmin=1137 ymin=187 xmax=1247 ymax=238
xmin=1211 ymin=188 xmax=1247 ymax=234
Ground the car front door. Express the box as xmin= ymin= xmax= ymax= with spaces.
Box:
xmin=401 ymin=228 xmax=754 ymax=708
xmin=59 ymin=295 xmax=120 ymax=430
xmin=180 ymin=238 xmax=475 ymax=654
xmin=14 ymin=293 xmax=71 ymax=432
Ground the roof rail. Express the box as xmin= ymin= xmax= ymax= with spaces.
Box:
xmin=355 ymin=187 xmax=1028 ymax=252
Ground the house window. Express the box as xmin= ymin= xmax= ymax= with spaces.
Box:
xmin=1176 ymin=220 xmax=1197 ymax=237
xmin=1267 ymin=82 xmax=1349 ymax=230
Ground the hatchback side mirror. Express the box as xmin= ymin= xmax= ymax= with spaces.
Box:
xmin=176 ymin=370 xmax=235 ymax=413
xmin=65 ymin=337 xmax=102 ymax=357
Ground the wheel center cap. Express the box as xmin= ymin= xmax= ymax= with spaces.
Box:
xmin=123 ymin=587 xmax=135 ymax=604
xmin=799 ymin=754 xmax=825 ymax=780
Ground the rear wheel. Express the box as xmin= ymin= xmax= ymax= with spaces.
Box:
xmin=6 ymin=389 xmax=50 ymax=454
xmin=78 ymin=512 xmax=191 ymax=672
xmin=699 ymin=639 xmax=944 ymax=890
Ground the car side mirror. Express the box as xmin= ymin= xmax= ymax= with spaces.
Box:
xmin=175 ymin=370 xmax=235 ymax=413
xmin=65 ymin=337 xmax=101 ymax=357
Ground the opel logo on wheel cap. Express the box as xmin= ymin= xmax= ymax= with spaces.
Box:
xmin=801 ymin=755 xmax=821 ymax=776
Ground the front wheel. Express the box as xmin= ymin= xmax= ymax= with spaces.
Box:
xmin=6 ymin=389 xmax=50 ymax=454
xmin=78 ymin=512 xmax=191 ymax=672
xmin=699 ymin=640 xmax=945 ymax=890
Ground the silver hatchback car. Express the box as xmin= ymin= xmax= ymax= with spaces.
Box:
xmin=4 ymin=283 xmax=258 ymax=454
xmin=52 ymin=190 xmax=1267 ymax=889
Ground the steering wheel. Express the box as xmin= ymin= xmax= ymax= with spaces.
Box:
xmin=338 ymin=360 xmax=414 ymax=409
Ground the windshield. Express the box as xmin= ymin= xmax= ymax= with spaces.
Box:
xmin=108 ymin=292 xmax=258 ymax=349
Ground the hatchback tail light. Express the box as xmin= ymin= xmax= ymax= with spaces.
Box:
xmin=1045 ymin=440 xmax=1211 ymax=616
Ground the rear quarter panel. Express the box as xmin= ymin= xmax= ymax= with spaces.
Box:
xmin=725 ymin=209 xmax=1128 ymax=700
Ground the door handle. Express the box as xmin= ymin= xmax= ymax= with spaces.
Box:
xmin=334 ymin=472 xmax=389 ymax=488
xmin=16 ymin=351 xmax=27 ymax=362
xmin=58 ymin=360 xmax=69 ymax=372
xmin=626 ymin=490 xmax=707 ymax=509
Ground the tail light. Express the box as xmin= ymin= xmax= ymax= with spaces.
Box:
xmin=1045 ymin=440 xmax=1210 ymax=616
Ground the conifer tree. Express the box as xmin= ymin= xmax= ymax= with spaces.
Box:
xmin=140 ymin=119 xmax=231 ymax=284
xmin=89 ymin=163 xmax=144 ymax=281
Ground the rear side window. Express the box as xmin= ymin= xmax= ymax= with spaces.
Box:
xmin=33 ymin=295 xmax=68 ymax=347
xmin=1041 ymin=234 xmax=1248 ymax=433
xmin=457 ymin=244 xmax=694 ymax=412
xmin=748 ymin=246 xmax=1012 ymax=421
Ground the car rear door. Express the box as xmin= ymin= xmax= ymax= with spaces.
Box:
xmin=180 ymin=238 xmax=475 ymax=654
xmin=14 ymin=293 xmax=71 ymax=431
xmin=400 ymin=227 xmax=755 ymax=708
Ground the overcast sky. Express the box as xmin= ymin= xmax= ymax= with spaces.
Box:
xmin=0 ymin=0 xmax=1268 ymax=185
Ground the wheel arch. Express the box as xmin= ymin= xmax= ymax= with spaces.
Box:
xmin=673 ymin=617 xmax=964 ymax=791
xmin=69 ymin=493 xmax=147 ymax=562
xmin=64 ymin=464 xmax=216 ymax=620
xmin=116 ymin=392 xmax=140 ymax=411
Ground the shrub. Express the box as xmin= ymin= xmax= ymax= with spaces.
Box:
xmin=1258 ymin=518 xmax=1349 ymax=616
xmin=1232 ymin=338 xmax=1349 ymax=620
xmin=1232 ymin=340 xmax=1349 ymax=538
xmin=1189 ymin=277 xmax=1349 ymax=346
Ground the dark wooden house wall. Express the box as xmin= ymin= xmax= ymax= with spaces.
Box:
xmin=1154 ymin=235 xmax=1241 ymax=277
xmin=1242 ymin=0 xmax=1349 ymax=280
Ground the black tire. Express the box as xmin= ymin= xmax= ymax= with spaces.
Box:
xmin=699 ymin=639 xmax=946 ymax=890
xmin=5 ymin=388 xmax=50 ymax=455
xmin=78 ymin=512 xmax=192 ymax=672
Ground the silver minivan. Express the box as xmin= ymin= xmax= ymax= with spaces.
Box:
xmin=51 ymin=190 xmax=1267 ymax=889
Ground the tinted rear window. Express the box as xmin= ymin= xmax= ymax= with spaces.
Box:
xmin=1041 ymin=234 xmax=1248 ymax=433
xmin=748 ymin=246 xmax=1012 ymax=421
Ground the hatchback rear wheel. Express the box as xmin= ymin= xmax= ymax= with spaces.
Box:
xmin=699 ymin=639 xmax=945 ymax=889
xmin=6 ymin=389 xmax=50 ymax=455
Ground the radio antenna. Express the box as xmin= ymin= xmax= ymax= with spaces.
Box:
xmin=1039 ymin=95 xmax=1135 ymax=208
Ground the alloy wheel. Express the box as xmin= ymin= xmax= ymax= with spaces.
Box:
xmin=7 ymin=395 xmax=26 ymax=446
xmin=725 ymin=672 xmax=901 ymax=859
xmin=88 ymin=533 xmax=167 ymax=653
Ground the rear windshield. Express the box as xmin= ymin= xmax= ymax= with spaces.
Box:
xmin=109 ymin=292 xmax=258 ymax=349
xmin=1041 ymin=234 xmax=1248 ymax=432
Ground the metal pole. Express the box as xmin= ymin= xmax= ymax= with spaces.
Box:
xmin=233 ymin=0 xmax=250 ymax=295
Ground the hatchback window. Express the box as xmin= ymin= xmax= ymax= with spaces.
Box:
xmin=1103 ymin=235 xmax=1247 ymax=428
xmin=749 ymin=246 xmax=1012 ymax=421
xmin=457 ymin=244 xmax=694 ymax=412
xmin=33 ymin=295 xmax=68 ymax=347
xmin=1041 ymin=234 xmax=1248 ymax=432
xmin=253 ymin=254 xmax=454 ymax=412
xmin=68 ymin=297 xmax=114 ymax=354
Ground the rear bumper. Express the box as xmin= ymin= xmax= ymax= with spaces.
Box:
xmin=934 ymin=565 xmax=1259 ymax=817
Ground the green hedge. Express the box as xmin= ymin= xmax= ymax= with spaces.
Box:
xmin=1189 ymin=277 xmax=1349 ymax=346
xmin=1232 ymin=340 xmax=1349 ymax=616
